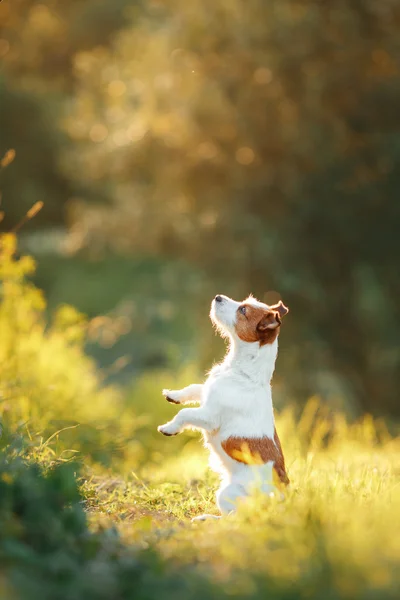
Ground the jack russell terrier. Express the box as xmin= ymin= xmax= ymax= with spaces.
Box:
xmin=158 ymin=294 xmax=289 ymax=520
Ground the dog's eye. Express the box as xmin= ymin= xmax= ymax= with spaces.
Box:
xmin=239 ymin=305 xmax=246 ymax=315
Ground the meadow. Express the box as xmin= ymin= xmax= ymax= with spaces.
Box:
xmin=0 ymin=233 xmax=399 ymax=600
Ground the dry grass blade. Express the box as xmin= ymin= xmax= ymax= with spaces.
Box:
xmin=12 ymin=201 xmax=44 ymax=232
xmin=26 ymin=201 xmax=44 ymax=220
xmin=0 ymin=149 xmax=16 ymax=168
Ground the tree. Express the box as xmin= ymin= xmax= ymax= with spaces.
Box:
xmin=63 ymin=0 xmax=400 ymax=416
xmin=0 ymin=0 xmax=135 ymax=228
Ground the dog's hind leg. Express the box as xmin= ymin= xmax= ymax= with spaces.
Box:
xmin=191 ymin=514 xmax=221 ymax=522
xmin=216 ymin=482 xmax=247 ymax=515
xmin=191 ymin=483 xmax=246 ymax=522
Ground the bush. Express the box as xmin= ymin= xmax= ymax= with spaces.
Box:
xmin=0 ymin=437 xmax=219 ymax=600
xmin=0 ymin=234 xmax=138 ymax=468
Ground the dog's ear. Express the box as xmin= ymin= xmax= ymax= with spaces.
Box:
xmin=257 ymin=310 xmax=281 ymax=332
xmin=270 ymin=300 xmax=289 ymax=318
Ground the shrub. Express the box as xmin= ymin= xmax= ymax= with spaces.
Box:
xmin=0 ymin=234 xmax=138 ymax=468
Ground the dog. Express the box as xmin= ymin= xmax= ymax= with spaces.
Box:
xmin=158 ymin=294 xmax=289 ymax=520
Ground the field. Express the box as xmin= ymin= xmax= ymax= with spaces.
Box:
xmin=0 ymin=234 xmax=399 ymax=600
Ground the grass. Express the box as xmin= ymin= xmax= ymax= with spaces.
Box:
xmin=0 ymin=233 xmax=399 ymax=599
xmin=2 ymin=402 xmax=399 ymax=600
xmin=81 ymin=405 xmax=399 ymax=600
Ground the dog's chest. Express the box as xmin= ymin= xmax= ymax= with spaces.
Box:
xmin=206 ymin=377 xmax=275 ymax=438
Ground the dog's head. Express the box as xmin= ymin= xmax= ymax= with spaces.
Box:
xmin=210 ymin=294 xmax=289 ymax=346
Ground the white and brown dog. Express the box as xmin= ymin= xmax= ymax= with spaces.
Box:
xmin=158 ymin=294 xmax=289 ymax=519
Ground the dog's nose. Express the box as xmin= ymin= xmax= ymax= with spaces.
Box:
xmin=215 ymin=295 xmax=223 ymax=303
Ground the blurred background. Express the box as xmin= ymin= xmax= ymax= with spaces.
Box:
xmin=1 ymin=0 xmax=399 ymax=419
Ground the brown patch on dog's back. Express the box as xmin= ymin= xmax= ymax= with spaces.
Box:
xmin=221 ymin=430 xmax=289 ymax=485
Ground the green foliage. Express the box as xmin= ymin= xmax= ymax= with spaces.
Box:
xmin=0 ymin=234 xmax=138 ymax=467
xmin=31 ymin=251 xmax=202 ymax=379
xmin=0 ymin=440 xmax=219 ymax=600
xmin=0 ymin=0 xmax=135 ymax=85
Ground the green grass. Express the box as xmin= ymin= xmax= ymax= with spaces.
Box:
xmin=1 ymin=233 xmax=399 ymax=599
xmin=81 ymin=405 xmax=399 ymax=600
xmin=2 ymin=400 xmax=399 ymax=600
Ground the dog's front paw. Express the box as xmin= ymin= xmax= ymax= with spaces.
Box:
xmin=157 ymin=422 xmax=179 ymax=436
xmin=162 ymin=389 xmax=181 ymax=404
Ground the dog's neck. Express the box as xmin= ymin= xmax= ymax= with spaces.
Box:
xmin=223 ymin=336 xmax=278 ymax=385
